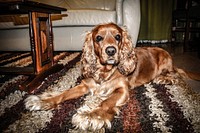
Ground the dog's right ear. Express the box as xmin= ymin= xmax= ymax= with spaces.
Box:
xmin=81 ymin=32 xmax=97 ymax=78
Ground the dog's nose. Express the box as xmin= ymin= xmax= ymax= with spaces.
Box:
xmin=105 ymin=46 xmax=116 ymax=56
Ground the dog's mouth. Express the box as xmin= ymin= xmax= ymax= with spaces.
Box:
xmin=100 ymin=58 xmax=118 ymax=66
xmin=107 ymin=59 xmax=116 ymax=65
xmin=106 ymin=57 xmax=119 ymax=65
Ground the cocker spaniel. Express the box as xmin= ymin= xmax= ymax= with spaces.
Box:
xmin=25 ymin=23 xmax=200 ymax=131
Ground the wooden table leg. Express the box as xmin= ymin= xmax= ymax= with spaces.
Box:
xmin=29 ymin=12 xmax=54 ymax=75
xmin=19 ymin=63 xmax=65 ymax=93
xmin=18 ymin=12 xmax=56 ymax=93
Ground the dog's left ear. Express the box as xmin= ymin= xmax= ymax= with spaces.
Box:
xmin=81 ymin=32 xmax=97 ymax=78
xmin=118 ymin=30 xmax=137 ymax=75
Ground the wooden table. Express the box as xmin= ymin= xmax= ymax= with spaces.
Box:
xmin=0 ymin=1 xmax=67 ymax=93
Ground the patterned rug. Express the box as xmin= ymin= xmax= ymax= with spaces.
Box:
xmin=0 ymin=52 xmax=200 ymax=133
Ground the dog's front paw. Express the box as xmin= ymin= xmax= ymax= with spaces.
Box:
xmin=24 ymin=95 xmax=54 ymax=111
xmin=24 ymin=95 xmax=42 ymax=111
xmin=72 ymin=108 xmax=113 ymax=131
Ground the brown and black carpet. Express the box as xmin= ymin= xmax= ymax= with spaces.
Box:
xmin=0 ymin=51 xmax=200 ymax=133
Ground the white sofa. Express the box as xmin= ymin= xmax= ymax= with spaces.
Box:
xmin=0 ymin=0 xmax=140 ymax=51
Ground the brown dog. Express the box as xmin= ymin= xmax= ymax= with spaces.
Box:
xmin=25 ymin=23 xmax=200 ymax=131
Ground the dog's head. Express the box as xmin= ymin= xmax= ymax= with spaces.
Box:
xmin=81 ymin=23 xmax=136 ymax=78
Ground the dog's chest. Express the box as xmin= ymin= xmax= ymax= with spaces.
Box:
xmin=93 ymin=65 xmax=117 ymax=83
xmin=89 ymin=70 xmax=124 ymax=98
xmin=88 ymin=80 xmax=112 ymax=99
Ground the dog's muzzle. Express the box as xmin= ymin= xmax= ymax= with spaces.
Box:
xmin=105 ymin=46 xmax=117 ymax=65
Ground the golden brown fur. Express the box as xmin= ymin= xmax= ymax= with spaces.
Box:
xmin=25 ymin=23 xmax=200 ymax=130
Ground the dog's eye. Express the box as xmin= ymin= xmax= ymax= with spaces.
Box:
xmin=96 ymin=35 xmax=103 ymax=42
xmin=115 ymin=34 xmax=121 ymax=41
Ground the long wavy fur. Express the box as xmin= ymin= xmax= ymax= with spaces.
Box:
xmin=81 ymin=32 xmax=97 ymax=78
xmin=118 ymin=30 xmax=137 ymax=75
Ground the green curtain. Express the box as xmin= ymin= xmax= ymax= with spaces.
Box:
xmin=138 ymin=0 xmax=174 ymax=42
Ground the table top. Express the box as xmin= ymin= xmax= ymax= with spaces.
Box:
xmin=0 ymin=0 xmax=67 ymax=15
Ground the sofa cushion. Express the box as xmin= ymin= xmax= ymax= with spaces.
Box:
xmin=33 ymin=0 xmax=116 ymax=11
xmin=0 ymin=10 xmax=116 ymax=29
xmin=0 ymin=22 xmax=28 ymax=29
xmin=53 ymin=10 xmax=117 ymax=26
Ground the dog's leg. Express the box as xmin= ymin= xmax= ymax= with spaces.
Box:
xmin=91 ymin=86 xmax=129 ymax=118
xmin=25 ymin=80 xmax=90 ymax=111
xmin=154 ymin=69 xmax=180 ymax=85
xmin=72 ymin=81 xmax=129 ymax=130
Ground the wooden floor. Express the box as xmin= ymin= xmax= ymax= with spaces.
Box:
xmin=161 ymin=43 xmax=200 ymax=93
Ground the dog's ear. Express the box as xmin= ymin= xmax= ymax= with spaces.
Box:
xmin=81 ymin=32 xmax=97 ymax=78
xmin=118 ymin=30 xmax=137 ymax=75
